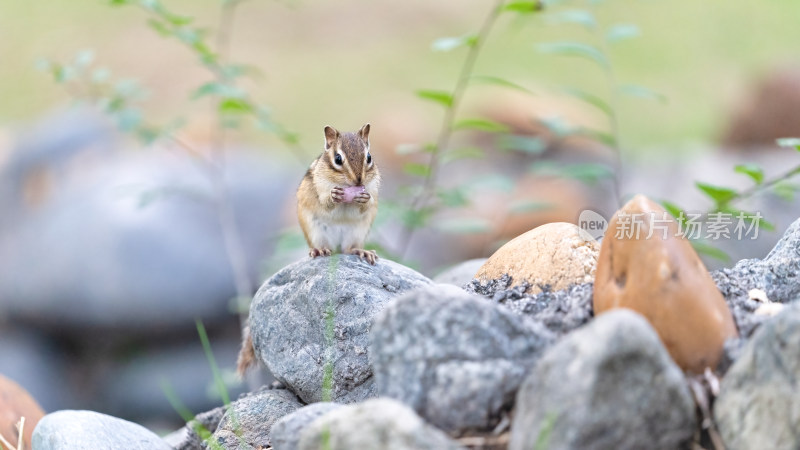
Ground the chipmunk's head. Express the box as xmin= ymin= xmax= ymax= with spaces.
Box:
xmin=322 ymin=123 xmax=377 ymax=187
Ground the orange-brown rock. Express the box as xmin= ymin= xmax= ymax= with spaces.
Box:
xmin=0 ymin=374 xmax=45 ymax=449
xmin=476 ymin=222 xmax=600 ymax=294
xmin=593 ymin=195 xmax=738 ymax=373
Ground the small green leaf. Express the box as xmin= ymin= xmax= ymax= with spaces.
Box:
xmin=503 ymin=1 xmax=543 ymax=13
xmin=441 ymin=147 xmax=486 ymax=164
xmin=538 ymin=42 xmax=608 ymax=68
xmin=498 ymin=134 xmax=546 ymax=154
xmin=435 ymin=218 xmax=491 ymax=234
xmin=147 ymin=18 xmax=171 ymax=37
xmin=691 ymin=241 xmax=730 ymax=262
xmin=773 ymin=182 xmax=799 ymax=201
xmin=606 ymin=24 xmax=640 ymax=43
xmin=618 ymin=84 xmax=667 ymax=103
xmin=728 ymin=210 xmax=775 ymax=232
xmin=116 ymin=108 xmax=143 ymax=131
xmin=696 ymin=182 xmax=738 ymax=205
xmin=545 ymin=9 xmax=596 ymax=29
xmin=467 ymin=174 xmax=514 ymax=193
xmin=509 ymin=200 xmax=552 ymax=214
xmin=561 ymin=163 xmax=614 ymax=184
xmin=192 ymin=82 xmax=243 ymax=100
xmin=530 ymin=162 xmax=614 ymax=184
xmin=92 ymin=68 xmax=111 ymax=83
xmin=403 ymin=162 xmax=431 ymax=177
xmin=562 ymin=87 xmax=613 ymax=118
xmin=437 ymin=187 xmax=469 ymax=207
xmin=734 ymin=164 xmax=764 ymax=185
xmin=400 ymin=207 xmax=434 ymax=229
xmin=577 ymin=127 xmax=616 ymax=147
xmin=431 ymin=34 xmax=477 ymax=52
xmin=218 ymin=97 xmax=253 ymax=115
xmin=539 ymin=116 xmax=574 ymax=137
xmin=470 ymin=75 xmax=532 ymax=94
xmin=660 ymin=200 xmax=685 ymax=222
xmin=776 ymin=137 xmax=800 ymax=151
xmin=416 ymin=90 xmax=453 ymax=108
xmin=453 ymin=118 xmax=509 ymax=133
xmin=73 ymin=49 xmax=95 ymax=69
xmin=162 ymin=12 xmax=193 ymax=27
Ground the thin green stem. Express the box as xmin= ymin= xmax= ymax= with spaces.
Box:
xmin=732 ymin=164 xmax=800 ymax=204
xmin=397 ymin=0 xmax=505 ymax=259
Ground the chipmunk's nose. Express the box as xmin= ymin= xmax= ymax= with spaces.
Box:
xmin=356 ymin=176 xmax=362 ymax=186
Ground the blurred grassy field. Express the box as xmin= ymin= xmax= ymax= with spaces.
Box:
xmin=2 ymin=0 xmax=800 ymax=156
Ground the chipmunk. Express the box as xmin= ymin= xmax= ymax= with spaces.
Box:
xmin=296 ymin=123 xmax=381 ymax=264
xmin=236 ymin=123 xmax=380 ymax=376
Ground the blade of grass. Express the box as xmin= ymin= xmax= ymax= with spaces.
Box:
xmin=196 ymin=319 xmax=231 ymax=406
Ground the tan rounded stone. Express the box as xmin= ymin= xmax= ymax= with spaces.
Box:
xmin=475 ymin=222 xmax=600 ymax=294
xmin=593 ymin=195 xmax=738 ymax=374
xmin=0 ymin=374 xmax=45 ymax=449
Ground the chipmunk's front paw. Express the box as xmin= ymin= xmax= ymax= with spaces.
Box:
xmin=331 ymin=187 xmax=345 ymax=203
xmin=354 ymin=192 xmax=371 ymax=204
xmin=310 ymin=247 xmax=332 ymax=258
xmin=349 ymin=248 xmax=378 ymax=265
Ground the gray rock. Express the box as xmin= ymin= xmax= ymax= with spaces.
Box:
xmin=249 ymin=255 xmax=432 ymax=404
xmin=208 ymin=388 xmax=303 ymax=450
xmin=371 ymin=284 xmax=554 ymax=434
xmin=297 ymin=398 xmax=463 ymax=450
xmin=432 ymin=258 xmax=487 ymax=287
xmin=32 ymin=410 xmax=171 ymax=450
xmin=466 ymin=275 xmax=594 ymax=337
xmin=509 ymin=310 xmax=696 ymax=450
xmin=713 ymin=216 xmax=800 ymax=337
xmin=271 ymin=403 xmax=343 ymax=450
xmin=164 ymin=405 xmax=226 ymax=450
xmin=714 ymin=305 xmax=800 ymax=450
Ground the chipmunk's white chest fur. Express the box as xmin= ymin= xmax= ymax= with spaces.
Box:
xmin=302 ymin=176 xmax=378 ymax=252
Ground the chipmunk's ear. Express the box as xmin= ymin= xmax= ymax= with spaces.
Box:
xmin=324 ymin=126 xmax=340 ymax=150
xmin=358 ymin=123 xmax=371 ymax=146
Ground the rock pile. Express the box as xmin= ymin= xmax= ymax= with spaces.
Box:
xmin=30 ymin=207 xmax=800 ymax=450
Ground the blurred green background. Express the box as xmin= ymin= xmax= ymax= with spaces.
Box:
xmin=3 ymin=0 xmax=800 ymax=153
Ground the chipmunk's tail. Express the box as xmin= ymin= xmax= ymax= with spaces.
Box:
xmin=236 ymin=326 xmax=256 ymax=377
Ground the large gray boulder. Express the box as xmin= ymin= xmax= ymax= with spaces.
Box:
xmin=32 ymin=410 xmax=171 ymax=450
xmin=509 ymin=310 xmax=696 ymax=450
xmin=208 ymin=388 xmax=303 ymax=450
xmin=713 ymin=216 xmax=800 ymax=337
xmin=371 ymin=284 xmax=554 ymax=434
xmin=714 ymin=305 xmax=800 ymax=450
xmin=271 ymin=402 xmax=343 ymax=450
xmin=297 ymin=398 xmax=463 ymax=450
xmin=249 ymin=255 xmax=432 ymax=404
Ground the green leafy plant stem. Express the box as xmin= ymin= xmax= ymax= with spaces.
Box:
xmin=397 ymin=0 xmax=505 ymax=258
xmin=208 ymin=0 xmax=254 ymax=307
xmin=730 ymin=164 xmax=800 ymax=206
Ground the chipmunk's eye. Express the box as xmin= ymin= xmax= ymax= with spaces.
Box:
xmin=366 ymin=152 xmax=372 ymax=164
xmin=334 ymin=153 xmax=343 ymax=165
